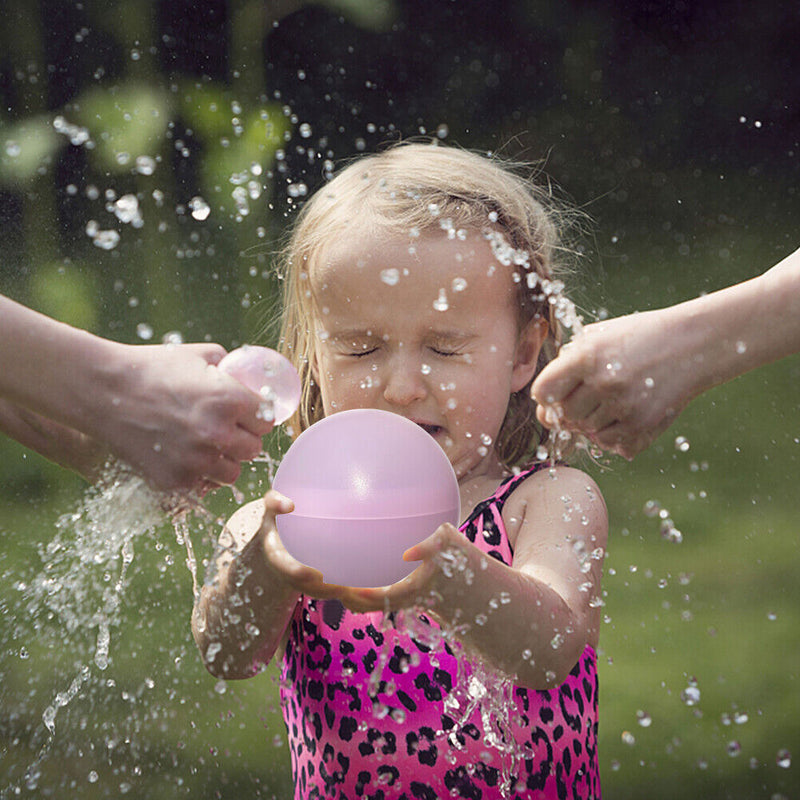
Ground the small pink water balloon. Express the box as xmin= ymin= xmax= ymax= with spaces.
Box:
xmin=273 ymin=409 xmax=460 ymax=587
xmin=217 ymin=346 xmax=301 ymax=425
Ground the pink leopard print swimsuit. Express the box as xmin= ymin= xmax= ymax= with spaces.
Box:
xmin=279 ymin=466 xmax=600 ymax=799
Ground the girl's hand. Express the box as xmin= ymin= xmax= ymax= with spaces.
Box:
xmin=338 ymin=523 xmax=475 ymax=614
xmin=259 ymin=490 xmax=350 ymax=601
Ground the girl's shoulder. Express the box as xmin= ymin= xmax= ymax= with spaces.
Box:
xmin=502 ymin=464 xmax=607 ymax=548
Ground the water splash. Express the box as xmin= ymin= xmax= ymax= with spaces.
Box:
xmin=1 ymin=461 xmax=230 ymax=796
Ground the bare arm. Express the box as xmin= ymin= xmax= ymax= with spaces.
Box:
xmin=0 ymin=295 xmax=272 ymax=489
xmin=192 ymin=491 xmax=342 ymax=680
xmin=0 ymin=398 xmax=106 ymax=479
xmin=342 ymin=466 xmax=608 ymax=689
xmin=531 ymin=247 xmax=800 ymax=458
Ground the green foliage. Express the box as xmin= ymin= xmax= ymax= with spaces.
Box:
xmin=29 ymin=262 xmax=98 ymax=331
xmin=0 ymin=115 xmax=61 ymax=185
xmin=315 ymin=0 xmax=398 ymax=30
xmin=177 ymin=83 xmax=291 ymax=193
xmin=72 ymin=83 xmax=173 ymax=173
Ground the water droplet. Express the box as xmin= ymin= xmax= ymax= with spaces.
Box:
xmin=88 ymin=771 xmax=99 ymax=783
xmin=287 ymin=182 xmax=307 ymax=198
xmin=776 ymin=748 xmax=792 ymax=768
xmin=162 ymin=330 xmax=183 ymax=345
xmin=674 ymin=435 xmax=690 ymax=452
xmin=636 ymin=710 xmax=652 ymax=727
xmin=681 ymin=684 xmax=701 ymax=706
xmin=621 ymin=730 xmax=636 ymax=746
xmin=643 ymin=500 xmax=661 ymax=518
xmin=189 ymin=196 xmax=211 ymax=221
xmin=452 ymin=277 xmax=468 ymax=292
xmin=5 ymin=140 xmax=21 ymax=157
xmin=735 ymin=340 xmax=747 ymax=354
xmin=380 ymin=268 xmax=400 ymax=286
xmin=232 ymin=185 xmax=249 ymax=215
xmin=436 ymin=123 xmax=449 ymax=139
xmin=135 ymin=155 xmax=156 ymax=175
xmin=299 ymin=122 xmax=312 ymax=138
xmin=432 ymin=289 xmax=449 ymax=312
xmin=91 ymin=229 xmax=121 ymax=250
xmin=726 ymin=740 xmax=741 ymax=757
xmin=136 ymin=323 xmax=154 ymax=341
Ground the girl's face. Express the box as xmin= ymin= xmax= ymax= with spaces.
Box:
xmin=310 ymin=228 xmax=544 ymax=481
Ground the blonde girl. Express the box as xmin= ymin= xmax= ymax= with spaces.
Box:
xmin=194 ymin=143 xmax=607 ymax=799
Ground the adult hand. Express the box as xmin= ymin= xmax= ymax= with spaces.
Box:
xmin=89 ymin=342 xmax=275 ymax=492
xmin=531 ymin=308 xmax=696 ymax=459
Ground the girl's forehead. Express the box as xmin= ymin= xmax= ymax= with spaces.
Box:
xmin=311 ymin=227 xmax=512 ymax=288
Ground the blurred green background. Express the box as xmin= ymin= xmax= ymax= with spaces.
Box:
xmin=1 ymin=1 xmax=798 ymax=798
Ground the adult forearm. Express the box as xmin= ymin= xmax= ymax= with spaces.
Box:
xmin=673 ymin=247 xmax=800 ymax=395
xmin=0 ymin=398 xmax=105 ymax=477
xmin=0 ymin=296 xmax=119 ymax=435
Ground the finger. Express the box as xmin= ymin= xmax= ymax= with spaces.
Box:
xmin=588 ymin=422 xmax=640 ymax=459
xmin=201 ymin=454 xmax=242 ymax=487
xmin=264 ymin=528 xmax=326 ymax=588
xmin=236 ymin=403 xmax=277 ymax=438
xmin=555 ymin=384 xmax=603 ymax=425
xmin=403 ymin=523 xmax=460 ymax=562
xmin=263 ymin=489 xmax=294 ymax=515
xmin=182 ymin=342 xmax=228 ymax=365
xmin=531 ymin=356 xmax=586 ymax=406
xmin=221 ymin=426 xmax=269 ymax=462
xmin=577 ymin=403 xmax=620 ymax=435
xmin=536 ymin=403 xmax=559 ymax=430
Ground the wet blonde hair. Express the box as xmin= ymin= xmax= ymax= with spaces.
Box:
xmin=277 ymin=141 xmax=575 ymax=467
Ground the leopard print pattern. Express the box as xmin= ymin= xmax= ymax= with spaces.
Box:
xmin=279 ymin=467 xmax=600 ymax=798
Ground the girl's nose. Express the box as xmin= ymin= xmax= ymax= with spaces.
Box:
xmin=382 ymin=356 xmax=428 ymax=407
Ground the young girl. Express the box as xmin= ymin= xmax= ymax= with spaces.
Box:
xmin=193 ymin=143 xmax=607 ymax=799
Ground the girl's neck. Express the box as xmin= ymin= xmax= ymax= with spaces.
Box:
xmin=457 ymin=452 xmax=508 ymax=524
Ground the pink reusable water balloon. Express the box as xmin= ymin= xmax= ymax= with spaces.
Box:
xmin=217 ymin=346 xmax=301 ymax=425
xmin=273 ymin=409 xmax=460 ymax=587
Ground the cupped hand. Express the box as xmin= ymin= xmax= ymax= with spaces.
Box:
xmin=258 ymin=490 xmax=349 ymax=601
xmin=338 ymin=523 xmax=471 ymax=614
xmin=531 ymin=309 xmax=694 ymax=459
xmin=92 ymin=342 xmax=275 ymax=492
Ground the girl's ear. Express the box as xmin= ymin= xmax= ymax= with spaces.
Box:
xmin=511 ymin=318 xmax=548 ymax=392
